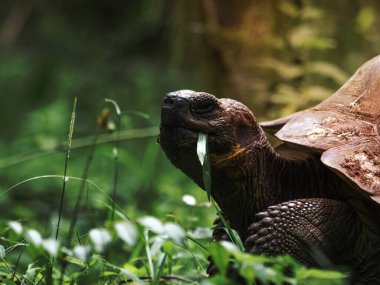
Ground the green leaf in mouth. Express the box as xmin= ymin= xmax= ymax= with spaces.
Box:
xmin=197 ymin=132 xmax=211 ymax=202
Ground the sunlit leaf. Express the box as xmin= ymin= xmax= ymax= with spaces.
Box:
xmin=289 ymin=25 xmax=335 ymax=50
xmin=297 ymin=268 xmax=347 ymax=280
xmin=303 ymin=86 xmax=333 ymax=102
xmin=289 ymin=25 xmax=316 ymax=48
xmin=357 ymin=6 xmax=376 ymax=33
xmin=257 ymin=58 xmax=304 ymax=80
xmin=120 ymin=268 xmax=145 ymax=285
xmin=308 ymin=61 xmax=349 ymax=84
xmin=301 ymin=6 xmax=323 ymax=20
xmin=65 ymin=256 xmax=87 ymax=269
xmin=102 ymin=271 xmax=119 ymax=276
xmin=278 ymin=2 xmax=299 ymax=18
xmin=122 ymin=264 xmax=142 ymax=276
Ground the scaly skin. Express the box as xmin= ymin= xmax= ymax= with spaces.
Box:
xmin=158 ymin=90 xmax=380 ymax=283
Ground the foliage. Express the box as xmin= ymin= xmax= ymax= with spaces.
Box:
xmin=0 ymin=100 xmax=348 ymax=284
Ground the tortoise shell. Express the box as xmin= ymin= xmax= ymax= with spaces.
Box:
xmin=260 ymin=56 xmax=380 ymax=203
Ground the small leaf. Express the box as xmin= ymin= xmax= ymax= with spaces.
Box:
xmin=303 ymin=86 xmax=333 ymax=101
xmin=2 ymin=280 xmax=17 ymax=285
xmin=65 ymin=256 xmax=87 ymax=269
xmin=114 ymin=221 xmax=138 ymax=246
xmin=357 ymin=6 xmax=376 ymax=33
xmin=257 ymin=58 xmax=304 ymax=80
xmin=297 ymin=268 xmax=346 ymax=280
xmin=239 ymin=262 xmax=256 ymax=284
xmin=25 ymin=263 xmax=38 ymax=281
xmin=208 ymin=242 xmax=230 ymax=275
xmin=102 ymin=271 xmax=119 ymax=276
xmin=120 ymin=268 xmax=145 ymax=285
xmin=308 ymin=61 xmax=349 ymax=84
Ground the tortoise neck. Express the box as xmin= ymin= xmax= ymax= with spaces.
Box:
xmin=212 ymin=143 xmax=338 ymax=239
xmin=254 ymin=146 xmax=340 ymax=212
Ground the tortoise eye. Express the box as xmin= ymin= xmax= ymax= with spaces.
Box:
xmin=194 ymin=100 xmax=216 ymax=115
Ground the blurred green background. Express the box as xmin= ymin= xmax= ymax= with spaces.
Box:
xmin=0 ymin=0 xmax=379 ymax=235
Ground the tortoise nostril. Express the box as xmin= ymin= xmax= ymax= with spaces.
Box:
xmin=163 ymin=96 xmax=175 ymax=107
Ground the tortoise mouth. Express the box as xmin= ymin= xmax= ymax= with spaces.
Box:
xmin=158 ymin=126 xmax=199 ymax=147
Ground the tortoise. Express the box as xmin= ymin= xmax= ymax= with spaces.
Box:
xmin=158 ymin=55 xmax=380 ymax=283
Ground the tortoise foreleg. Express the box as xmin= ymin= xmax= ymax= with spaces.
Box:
xmin=245 ymin=198 xmax=380 ymax=283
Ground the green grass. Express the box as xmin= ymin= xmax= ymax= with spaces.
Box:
xmin=0 ymin=100 xmax=348 ymax=284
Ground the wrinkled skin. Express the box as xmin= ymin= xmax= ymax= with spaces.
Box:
xmin=159 ymin=90 xmax=380 ymax=283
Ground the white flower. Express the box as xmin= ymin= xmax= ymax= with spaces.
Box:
xmin=73 ymin=245 xmax=91 ymax=261
xmin=42 ymin=239 xmax=60 ymax=257
xmin=89 ymin=228 xmax=112 ymax=252
xmin=138 ymin=216 xmax=164 ymax=234
xmin=8 ymin=221 xmax=23 ymax=235
xmin=25 ymin=229 xmax=43 ymax=246
xmin=182 ymin=195 xmax=197 ymax=206
xmin=163 ymin=223 xmax=185 ymax=244
xmin=114 ymin=221 xmax=137 ymax=246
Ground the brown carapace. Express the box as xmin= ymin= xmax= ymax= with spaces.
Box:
xmin=159 ymin=56 xmax=380 ymax=283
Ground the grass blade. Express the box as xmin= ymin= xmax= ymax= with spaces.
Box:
xmin=197 ymin=132 xmax=211 ymax=202
xmin=105 ymin=98 xmax=121 ymax=220
xmin=56 ymin=97 xmax=77 ymax=240
xmin=144 ymin=229 xmax=155 ymax=279
xmin=153 ymin=253 xmax=167 ymax=285
xmin=197 ymin=132 xmax=244 ymax=251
